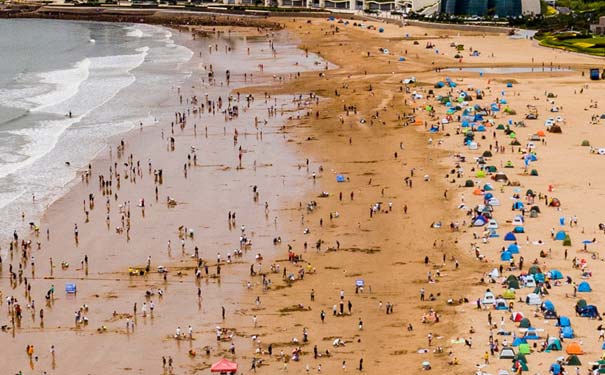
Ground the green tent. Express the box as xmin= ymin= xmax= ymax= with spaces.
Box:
xmin=530 ymin=169 xmax=539 ymax=176
xmin=576 ymin=299 xmax=587 ymax=310
xmin=483 ymin=150 xmax=493 ymax=157
xmin=503 ymin=289 xmax=516 ymax=299
xmin=546 ymin=339 xmax=562 ymax=351
xmin=486 ymin=165 xmax=497 ymax=173
xmin=565 ymin=355 xmax=581 ymax=365
xmin=509 ymin=132 xmax=517 ymax=139
xmin=528 ymin=265 xmax=542 ymax=275
xmin=563 ymin=235 xmax=572 ymax=247
xmin=515 ymin=352 xmax=528 ymax=363
xmin=518 ymin=343 xmax=531 ymax=354
xmin=507 ymin=275 xmax=520 ymax=289
xmin=464 ymin=180 xmax=474 ymax=187
xmin=519 ymin=317 xmax=531 ymax=328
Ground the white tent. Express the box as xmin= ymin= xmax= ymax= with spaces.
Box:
xmin=526 ymin=293 xmax=542 ymax=305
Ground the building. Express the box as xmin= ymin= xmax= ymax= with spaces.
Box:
xmin=439 ymin=0 xmax=535 ymax=17
xmin=194 ymin=0 xmax=436 ymax=12
xmin=591 ymin=16 xmax=605 ymax=35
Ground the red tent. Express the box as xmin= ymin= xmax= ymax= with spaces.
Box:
xmin=211 ymin=358 xmax=238 ymax=373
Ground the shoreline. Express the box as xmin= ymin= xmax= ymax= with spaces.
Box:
xmin=0 ymin=19 xmax=333 ymax=374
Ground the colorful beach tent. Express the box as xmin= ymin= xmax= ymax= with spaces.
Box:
xmin=542 ymin=300 xmax=555 ymax=311
xmin=501 ymin=251 xmax=513 ymax=261
xmin=546 ymin=337 xmax=562 ymax=351
xmin=550 ymin=270 xmax=563 ymax=279
xmin=557 ymin=316 xmax=571 ymax=327
xmin=561 ymin=326 xmax=574 ymax=338
xmin=211 ymin=359 xmax=238 ymax=373
xmin=507 ymin=244 xmax=519 ymax=253
xmin=504 ymin=232 xmax=517 ymax=241
xmin=518 ymin=317 xmax=531 ymax=328
xmin=511 ymin=311 xmax=524 ymax=322
xmin=518 ymin=343 xmax=531 ymax=353
xmin=578 ymin=281 xmax=592 ymax=292
xmin=566 ymin=342 xmax=583 ymax=355
xmin=503 ymin=289 xmax=516 ymax=299
xmin=500 ymin=347 xmax=516 ymax=359
xmin=565 ymin=355 xmax=581 ymax=365
xmin=512 ymin=337 xmax=527 ymax=346
xmin=524 ymin=327 xmax=540 ymax=340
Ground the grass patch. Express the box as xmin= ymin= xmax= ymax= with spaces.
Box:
xmin=536 ymin=32 xmax=605 ymax=56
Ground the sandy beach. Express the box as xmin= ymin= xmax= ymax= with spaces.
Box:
xmin=4 ymin=13 xmax=605 ymax=375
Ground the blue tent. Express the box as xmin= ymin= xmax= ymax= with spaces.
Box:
xmin=550 ymin=363 xmax=562 ymax=375
xmin=483 ymin=184 xmax=493 ymax=191
xmin=524 ymin=327 xmax=540 ymax=339
xmin=336 ymin=175 xmax=345 ymax=182
xmin=513 ymin=201 xmax=524 ymax=210
xmin=504 ymin=232 xmax=517 ymax=241
xmin=542 ymin=300 xmax=556 ymax=311
xmin=560 ymin=326 xmax=574 ymax=338
xmin=555 ymin=231 xmax=567 ymax=240
xmin=473 ymin=217 xmax=487 ymax=226
xmin=501 ymin=251 xmax=513 ymax=261
xmin=557 ymin=316 xmax=571 ymax=327
xmin=477 ymin=125 xmax=486 ymax=132
xmin=550 ymin=270 xmax=563 ymax=280
xmin=534 ymin=273 xmax=545 ymax=283
xmin=578 ymin=281 xmax=592 ymax=292
xmin=512 ymin=337 xmax=527 ymax=346
xmin=484 ymin=193 xmax=494 ymax=200
xmin=508 ymin=244 xmax=520 ymax=254
xmin=513 ymin=226 xmax=525 ymax=233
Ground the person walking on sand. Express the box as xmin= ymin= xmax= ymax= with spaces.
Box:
xmin=428 ymin=332 xmax=433 ymax=346
xmin=359 ymin=358 xmax=363 ymax=371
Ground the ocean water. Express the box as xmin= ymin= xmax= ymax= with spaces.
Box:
xmin=0 ymin=19 xmax=193 ymax=236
